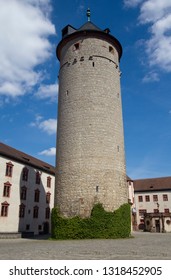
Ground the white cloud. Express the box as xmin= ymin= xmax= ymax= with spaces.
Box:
xmin=39 ymin=147 xmax=56 ymax=156
xmin=139 ymin=0 xmax=171 ymax=24
xmin=126 ymin=0 xmax=171 ymax=72
xmin=39 ymin=119 xmax=57 ymax=135
xmin=142 ymin=71 xmax=160 ymax=83
xmin=30 ymin=115 xmax=57 ymax=135
xmin=124 ymin=0 xmax=143 ymax=7
xmin=0 ymin=0 xmax=56 ymax=98
xmin=35 ymin=83 xmax=58 ymax=102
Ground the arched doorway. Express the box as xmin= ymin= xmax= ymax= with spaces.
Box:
xmin=43 ymin=222 xmax=49 ymax=234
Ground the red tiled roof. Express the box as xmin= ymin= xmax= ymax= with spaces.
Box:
xmin=134 ymin=177 xmax=171 ymax=192
xmin=0 ymin=142 xmax=55 ymax=175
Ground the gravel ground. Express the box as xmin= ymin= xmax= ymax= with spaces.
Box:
xmin=0 ymin=231 xmax=171 ymax=260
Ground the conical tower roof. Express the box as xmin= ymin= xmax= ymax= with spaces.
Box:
xmin=78 ymin=21 xmax=102 ymax=32
xmin=57 ymin=10 xmax=122 ymax=60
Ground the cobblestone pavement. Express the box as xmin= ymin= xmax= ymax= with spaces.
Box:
xmin=0 ymin=232 xmax=171 ymax=260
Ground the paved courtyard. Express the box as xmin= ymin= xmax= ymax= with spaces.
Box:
xmin=0 ymin=232 xmax=171 ymax=260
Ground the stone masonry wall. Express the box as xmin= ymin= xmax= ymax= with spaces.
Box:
xmin=55 ymin=35 xmax=128 ymax=217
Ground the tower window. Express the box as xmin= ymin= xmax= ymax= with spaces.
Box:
xmin=92 ymin=62 xmax=95 ymax=67
xmin=109 ymin=46 xmax=114 ymax=54
xmin=74 ymin=43 xmax=79 ymax=50
xmin=96 ymin=186 xmax=99 ymax=192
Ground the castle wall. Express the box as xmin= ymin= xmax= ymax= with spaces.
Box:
xmin=55 ymin=36 xmax=128 ymax=217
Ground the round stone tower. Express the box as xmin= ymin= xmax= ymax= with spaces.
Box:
xmin=55 ymin=12 xmax=128 ymax=218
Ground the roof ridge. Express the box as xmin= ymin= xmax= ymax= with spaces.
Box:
xmin=0 ymin=142 xmax=55 ymax=173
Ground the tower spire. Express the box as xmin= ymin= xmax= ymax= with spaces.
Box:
xmin=86 ymin=8 xmax=91 ymax=22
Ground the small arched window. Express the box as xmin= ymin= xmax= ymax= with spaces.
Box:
xmin=73 ymin=43 xmax=79 ymax=51
xmin=109 ymin=46 xmax=114 ymax=55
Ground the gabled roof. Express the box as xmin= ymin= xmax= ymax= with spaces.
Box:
xmin=134 ymin=177 xmax=171 ymax=192
xmin=0 ymin=142 xmax=55 ymax=175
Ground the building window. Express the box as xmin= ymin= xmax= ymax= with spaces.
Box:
xmin=46 ymin=192 xmax=51 ymax=204
xmin=164 ymin=209 xmax=170 ymax=213
xmin=19 ymin=204 xmax=25 ymax=218
xmin=145 ymin=195 xmax=150 ymax=202
xmin=38 ymin=225 xmax=42 ymax=231
xmin=22 ymin=167 xmax=29 ymax=181
xmin=1 ymin=202 xmax=9 ymax=217
xmin=74 ymin=43 xmax=79 ymax=50
xmin=163 ymin=194 xmax=168 ymax=201
xmin=34 ymin=189 xmax=40 ymax=203
xmin=47 ymin=176 xmax=51 ymax=188
xmin=45 ymin=207 xmax=50 ymax=219
xmin=3 ymin=182 xmax=11 ymax=197
xmin=139 ymin=209 xmax=147 ymax=216
xmin=26 ymin=224 xmax=30 ymax=230
xmin=109 ymin=46 xmax=114 ymax=54
xmin=5 ymin=162 xmax=13 ymax=177
xmin=153 ymin=195 xmax=158 ymax=202
xmin=20 ymin=186 xmax=27 ymax=200
xmin=138 ymin=196 xmax=143 ymax=202
xmin=154 ymin=209 xmax=159 ymax=213
xmin=35 ymin=171 xmax=41 ymax=184
xmin=33 ymin=206 xmax=39 ymax=218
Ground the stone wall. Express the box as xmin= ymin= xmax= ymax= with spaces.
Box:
xmin=55 ymin=35 xmax=128 ymax=217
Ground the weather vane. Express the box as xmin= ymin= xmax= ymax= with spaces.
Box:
xmin=86 ymin=8 xmax=91 ymax=22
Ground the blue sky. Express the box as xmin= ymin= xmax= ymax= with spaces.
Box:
xmin=0 ymin=0 xmax=171 ymax=179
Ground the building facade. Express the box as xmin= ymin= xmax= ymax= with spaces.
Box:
xmin=1 ymin=141 xmax=171 ymax=236
xmin=55 ymin=13 xmax=128 ymax=218
xmin=0 ymin=143 xmax=55 ymax=236
xmin=133 ymin=177 xmax=171 ymax=232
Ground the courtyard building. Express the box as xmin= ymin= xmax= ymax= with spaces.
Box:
xmin=133 ymin=177 xmax=171 ymax=232
xmin=0 ymin=142 xmax=55 ymax=237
